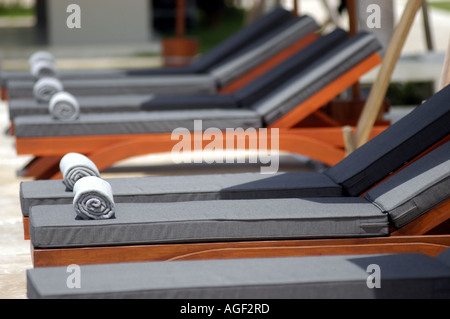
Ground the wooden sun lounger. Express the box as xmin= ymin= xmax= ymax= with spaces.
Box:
xmin=27 ymin=136 xmax=450 ymax=267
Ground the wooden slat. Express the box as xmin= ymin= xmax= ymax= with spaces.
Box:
xmin=32 ymin=235 xmax=450 ymax=268
xmin=352 ymin=0 xmax=424 ymax=150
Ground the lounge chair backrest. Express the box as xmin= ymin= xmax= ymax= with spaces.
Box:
xmin=190 ymin=7 xmax=293 ymax=74
xmin=365 ymin=141 xmax=450 ymax=228
xmin=325 ymin=85 xmax=450 ymax=196
xmin=139 ymin=29 xmax=348 ymax=112
xmin=209 ymin=15 xmax=320 ymax=86
xmin=233 ymin=28 xmax=348 ymax=108
xmin=251 ymin=32 xmax=382 ymax=125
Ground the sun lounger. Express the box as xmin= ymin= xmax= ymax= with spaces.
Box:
xmin=5 ymin=15 xmax=320 ymax=100
xmin=19 ymin=86 xmax=450 ymax=239
xmin=0 ymin=7 xmax=292 ymax=89
xmin=13 ymin=31 xmax=384 ymax=180
xmin=26 ymin=249 xmax=450 ymax=299
xmin=7 ymin=29 xmax=347 ymax=120
xmin=27 ymin=138 xmax=450 ymax=267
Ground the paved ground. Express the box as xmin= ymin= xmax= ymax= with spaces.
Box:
xmin=0 ymin=0 xmax=449 ymax=299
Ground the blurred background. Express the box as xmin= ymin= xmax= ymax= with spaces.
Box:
xmin=0 ymin=0 xmax=449 ymax=103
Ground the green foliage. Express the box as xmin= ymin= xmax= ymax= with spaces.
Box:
xmin=386 ymin=82 xmax=434 ymax=106
xmin=0 ymin=4 xmax=34 ymax=17
xmin=428 ymin=1 xmax=450 ymax=12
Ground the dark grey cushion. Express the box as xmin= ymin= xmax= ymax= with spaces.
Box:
xmin=180 ymin=7 xmax=293 ymax=74
xmin=209 ymin=16 xmax=319 ymax=87
xmin=252 ymin=32 xmax=381 ymax=125
xmin=7 ymin=74 xmax=218 ymax=98
xmin=14 ymin=109 xmax=262 ymax=137
xmin=9 ymin=94 xmax=157 ymax=119
xmin=365 ymin=141 xmax=450 ymax=228
xmin=325 ymin=84 xmax=450 ymax=196
xmin=437 ymin=248 xmax=450 ymax=268
xmin=233 ymin=28 xmax=349 ymax=109
xmin=140 ymin=94 xmax=239 ymax=111
xmin=20 ymin=172 xmax=342 ymax=217
xmin=29 ymin=197 xmax=388 ymax=248
xmin=27 ymin=253 xmax=450 ymax=299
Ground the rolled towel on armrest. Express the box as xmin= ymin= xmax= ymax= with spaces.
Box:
xmin=33 ymin=77 xmax=63 ymax=102
xmin=29 ymin=51 xmax=55 ymax=67
xmin=49 ymin=91 xmax=80 ymax=121
xmin=60 ymin=153 xmax=101 ymax=190
xmin=31 ymin=60 xmax=57 ymax=79
xmin=73 ymin=176 xmax=115 ymax=220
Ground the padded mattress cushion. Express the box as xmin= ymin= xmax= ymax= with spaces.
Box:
xmin=9 ymin=94 xmax=161 ymax=119
xmin=252 ymin=32 xmax=382 ymax=124
xmin=7 ymin=74 xmax=218 ymax=98
xmin=325 ymin=84 xmax=450 ymax=196
xmin=20 ymin=172 xmax=343 ymax=217
xmin=233 ymin=28 xmax=348 ymax=109
xmin=29 ymin=197 xmax=388 ymax=248
xmin=27 ymin=254 xmax=450 ymax=299
xmin=365 ymin=141 xmax=450 ymax=228
xmin=14 ymin=109 xmax=262 ymax=137
xmin=209 ymin=16 xmax=319 ymax=86
xmin=180 ymin=7 xmax=294 ymax=74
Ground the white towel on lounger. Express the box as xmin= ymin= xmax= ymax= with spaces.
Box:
xmin=73 ymin=176 xmax=115 ymax=220
xmin=60 ymin=153 xmax=101 ymax=190
xmin=49 ymin=91 xmax=80 ymax=121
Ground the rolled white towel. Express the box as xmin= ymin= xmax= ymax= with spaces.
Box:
xmin=33 ymin=77 xmax=64 ymax=102
xmin=73 ymin=176 xmax=115 ymax=220
xmin=49 ymin=91 xmax=80 ymax=121
xmin=29 ymin=51 xmax=55 ymax=66
xmin=60 ymin=153 xmax=101 ymax=190
xmin=30 ymin=60 xmax=57 ymax=79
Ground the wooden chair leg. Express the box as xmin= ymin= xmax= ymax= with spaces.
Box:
xmin=19 ymin=156 xmax=62 ymax=180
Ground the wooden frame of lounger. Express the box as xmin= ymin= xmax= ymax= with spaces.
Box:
xmin=15 ymin=53 xmax=385 ymax=180
xmin=30 ymin=200 xmax=450 ymax=268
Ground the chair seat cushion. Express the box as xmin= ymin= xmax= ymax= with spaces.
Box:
xmin=29 ymin=197 xmax=388 ymax=248
xmin=14 ymin=109 xmax=262 ymax=137
xmin=27 ymin=254 xmax=450 ymax=299
xmin=7 ymin=74 xmax=218 ymax=99
xmin=365 ymin=141 xmax=450 ymax=228
xmin=20 ymin=172 xmax=343 ymax=217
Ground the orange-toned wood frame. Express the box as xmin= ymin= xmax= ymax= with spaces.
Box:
xmin=30 ymin=200 xmax=450 ymax=268
xmin=15 ymin=53 xmax=384 ymax=181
